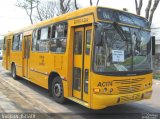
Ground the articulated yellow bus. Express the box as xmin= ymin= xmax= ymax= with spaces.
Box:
xmin=2 ymin=6 xmax=153 ymax=109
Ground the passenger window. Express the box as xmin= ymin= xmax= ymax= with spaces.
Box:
xmin=50 ymin=22 xmax=67 ymax=53
xmin=73 ymin=67 xmax=81 ymax=91
xmin=40 ymin=27 xmax=49 ymax=40
xmin=35 ymin=26 xmax=51 ymax=52
xmin=19 ymin=34 xmax=23 ymax=50
xmin=32 ymin=30 xmax=37 ymax=51
xmin=12 ymin=33 xmax=22 ymax=51
xmin=86 ymin=30 xmax=91 ymax=55
xmin=3 ymin=37 xmax=6 ymax=51
xmin=74 ymin=31 xmax=82 ymax=54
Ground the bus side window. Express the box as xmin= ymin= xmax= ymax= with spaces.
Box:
xmin=12 ymin=34 xmax=21 ymax=51
xmin=36 ymin=29 xmax=41 ymax=51
xmin=3 ymin=37 xmax=6 ymax=51
xmin=51 ymin=26 xmax=56 ymax=38
xmin=86 ymin=30 xmax=91 ymax=55
xmin=36 ymin=26 xmax=50 ymax=52
xmin=32 ymin=30 xmax=37 ymax=51
xmin=50 ymin=22 xmax=67 ymax=53
xmin=19 ymin=34 xmax=23 ymax=50
xmin=74 ymin=31 xmax=82 ymax=54
xmin=2 ymin=37 xmax=6 ymax=55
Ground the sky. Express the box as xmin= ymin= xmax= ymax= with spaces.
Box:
xmin=0 ymin=0 xmax=160 ymax=39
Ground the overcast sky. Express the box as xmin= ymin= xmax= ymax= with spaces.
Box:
xmin=0 ymin=0 xmax=159 ymax=39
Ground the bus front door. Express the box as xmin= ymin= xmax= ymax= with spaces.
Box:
xmin=6 ymin=39 xmax=11 ymax=70
xmin=23 ymin=36 xmax=31 ymax=78
xmin=73 ymin=26 xmax=92 ymax=103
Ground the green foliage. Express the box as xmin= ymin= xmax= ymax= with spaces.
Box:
xmin=154 ymin=72 xmax=160 ymax=80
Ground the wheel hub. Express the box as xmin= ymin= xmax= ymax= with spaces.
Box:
xmin=54 ymin=83 xmax=61 ymax=97
xmin=12 ymin=67 xmax=15 ymax=78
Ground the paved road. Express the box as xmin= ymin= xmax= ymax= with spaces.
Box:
xmin=0 ymin=60 xmax=160 ymax=119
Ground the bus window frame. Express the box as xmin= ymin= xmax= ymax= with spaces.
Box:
xmin=12 ymin=33 xmax=23 ymax=52
xmin=31 ymin=20 xmax=68 ymax=54
xmin=32 ymin=25 xmax=51 ymax=53
xmin=50 ymin=21 xmax=68 ymax=54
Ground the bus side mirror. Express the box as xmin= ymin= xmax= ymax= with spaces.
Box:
xmin=152 ymin=36 xmax=155 ymax=55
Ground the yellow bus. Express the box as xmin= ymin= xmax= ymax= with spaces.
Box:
xmin=2 ymin=6 xmax=154 ymax=109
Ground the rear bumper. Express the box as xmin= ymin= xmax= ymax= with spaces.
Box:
xmin=92 ymin=88 xmax=152 ymax=109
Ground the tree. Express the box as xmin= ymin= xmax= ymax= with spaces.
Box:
xmin=145 ymin=0 xmax=152 ymax=19
xmin=135 ymin=0 xmax=160 ymax=26
xmin=35 ymin=1 xmax=56 ymax=21
xmin=89 ymin=0 xmax=100 ymax=6
xmin=96 ymin=0 xmax=100 ymax=5
xmin=34 ymin=0 xmax=78 ymax=21
xmin=55 ymin=0 xmax=72 ymax=15
xmin=135 ymin=0 xmax=143 ymax=15
xmin=17 ymin=0 xmax=80 ymax=23
xmin=16 ymin=0 xmax=39 ymax=24
xmin=74 ymin=0 xmax=79 ymax=10
xmin=148 ymin=0 xmax=160 ymax=25
xmin=90 ymin=0 xmax=93 ymax=6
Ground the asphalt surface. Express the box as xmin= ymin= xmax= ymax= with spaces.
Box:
xmin=0 ymin=60 xmax=160 ymax=119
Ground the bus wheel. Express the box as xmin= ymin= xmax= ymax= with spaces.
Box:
xmin=11 ymin=64 xmax=17 ymax=80
xmin=51 ymin=76 xmax=66 ymax=104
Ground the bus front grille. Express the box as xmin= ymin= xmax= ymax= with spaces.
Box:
xmin=114 ymin=78 xmax=144 ymax=94
xmin=117 ymin=84 xmax=142 ymax=94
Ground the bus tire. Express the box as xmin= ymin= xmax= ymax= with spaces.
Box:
xmin=51 ymin=76 xmax=66 ymax=104
xmin=11 ymin=64 xmax=17 ymax=80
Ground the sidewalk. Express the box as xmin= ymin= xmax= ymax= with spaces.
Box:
xmin=153 ymin=79 xmax=160 ymax=85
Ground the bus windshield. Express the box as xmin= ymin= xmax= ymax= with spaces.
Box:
xmin=94 ymin=22 xmax=151 ymax=73
xmin=97 ymin=7 xmax=150 ymax=29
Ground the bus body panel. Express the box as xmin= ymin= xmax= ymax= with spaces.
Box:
xmin=90 ymin=72 xmax=152 ymax=109
xmin=92 ymin=87 xmax=152 ymax=109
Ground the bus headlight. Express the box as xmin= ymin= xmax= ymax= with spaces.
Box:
xmin=103 ymin=88 xmax=107 ymax=93
xmin=110 ymin=88 xmax=113 ymax=93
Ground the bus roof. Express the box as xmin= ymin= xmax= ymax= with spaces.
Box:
xmin=4 ymin=6 xmax=147 ymax=36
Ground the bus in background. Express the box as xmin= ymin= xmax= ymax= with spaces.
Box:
xmin=2 ymin=6 xmax=154 ymax=109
